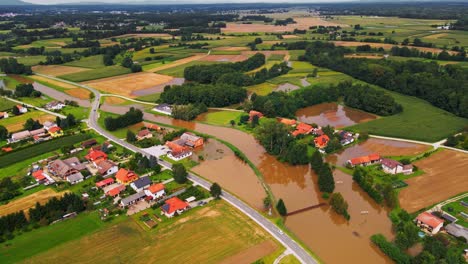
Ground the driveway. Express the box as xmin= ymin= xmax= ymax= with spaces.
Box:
xmin=142 ymin=145 xmax=170 ymax=157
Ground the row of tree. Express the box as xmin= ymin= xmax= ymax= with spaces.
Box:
xmin=104 ymin=107 xmax=143 ymax=131
xmin=15 ymin=83 xmax=41 ymax=98
xmin=0 ymin=58 xmax=32 ymax=75
xmin=389 ymin=46 xmax=467 ymax=61
xmin=171 ymin=104 xmax=207 ymax=121
xmin=303 ymin=41 xmax=468 ymax=118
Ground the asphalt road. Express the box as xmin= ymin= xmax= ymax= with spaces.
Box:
xmin=35 ymin=73 xmax=318 ymax=264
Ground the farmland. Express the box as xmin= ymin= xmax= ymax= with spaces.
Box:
xmin=0 ymin=111 xmax=55 ymax=132
xmin=16 ymin=201 xmax=278 ymax=264
xmin=59 ymin=65 xmax=131 ymax=82
xmin=0 ymin=100 xmax=16 ymax=112
xmin=0 ymin=189 xmax=66 ymax=217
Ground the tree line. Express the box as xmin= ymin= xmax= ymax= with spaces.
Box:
xmin=389 ymin=46 xmax=467 ymax=62
xmin=303 ymin=41 xmax=468 ymax=118
xmin=104 ymin=107 xmax=143 ymax=131
xmin=0 ymin=58 xmax=32 ymax=75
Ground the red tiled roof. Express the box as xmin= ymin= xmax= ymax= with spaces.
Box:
xmin=107 ymin=186 xmax=123 ymax=196
xmin=2 ymin=147 xmax=13 ymax=152
xmin=96 ymin=178 xmax=114 ymax=188
xmin=137 ymin=129 xmax=151 ymax=138
xmin=416 ymin=212 xmax=444 ymax=229
xmin=349 ymin=154 xmax=381 ymax=166
xmin=148 ymin=183 xmax=165 ymax=194
xmin=32 ymin=170 xmax=46 ymax=181
xmin=115 ymin=168 xmax=138 ymax=183
xmin=292 ymin=123 xmax=313 ymax=137
xmin=249 ymin=110 xmax=263 ymax=120
xmin=279 ymin=118 xmax=296 ymax=126
xmin=48 ymin=126 xmax=62 ymax=133
xmin=161 ymin=197 xmax=189 ymax=214
xmin=85 ymin=149 xmax=107 ymax=162
xmin=144 ymin=123 xmax=160 ymax=130
xmin=314 ymin=135 xmax=330 ymax=148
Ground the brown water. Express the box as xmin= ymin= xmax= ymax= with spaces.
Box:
xmin=99 ymin=108 xmax=395 ymax=263
xmin=296 ymin=103 xmax=377 ymax=128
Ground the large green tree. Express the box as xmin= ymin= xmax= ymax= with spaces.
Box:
xmin=276 ymin=198 xmax=287 ymax=216
xmin=330 ymin=192 xmax=350 ymax=220
xmin=210 ymin=182 xmax=222 ymax=199
xmin=172 ymin=163 xmax=188 ymax=184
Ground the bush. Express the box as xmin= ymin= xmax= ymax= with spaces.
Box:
xmin=371 ymin=234 xmax=411 ymax=264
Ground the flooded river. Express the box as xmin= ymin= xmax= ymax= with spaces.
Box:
xmin=296 ymin=103 xmax=377 ymax=128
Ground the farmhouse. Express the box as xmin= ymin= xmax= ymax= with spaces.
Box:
xmin=180 ymin=132 xmax=204 ymax=147
xmin=312 ymin=127 xmax=324 ymax=136
xmin=32 ymin=170 xmax=47 ymax=183
xmin=130 ymin=176 xmax=152 ymax=192
xmin=136 ymin=129 xmax=153 ymax=141
xmin=48 ymin=126 xmax=63 ymax=138
xmin=161 ymin=197 xmax=190 ymax=218
xmin=45 ymin=101 xmax=65 ymax=110
xmin=347 ymin=154 xmax=381 ymax=167
xmin=144 ymin=122 xmax=161 ymax=131
xmin=43 ymin=121 xmax=58 ymax=131
xmin=249 ymin=110 xmax=263 ymax=121
xmin=115 ymin=168 xmax=139 ymax=185
xmin=445 ymin=223 xmax=468 ymax=241
xmin=9 ymin=128 xmax=47 ymax=143
xmin=16 ymin=105 xmax=27 ymax=114
xmin=153 ymin=103 xmax=172 ymax=115
xmin=381 ymin=158 xmax=413 ymax=175
xmin=278 ymin=118 xmax=297 ymax=127
xmin=67 ymin=172 xmax=84 ymax=184
xmin=0 ymin=112 xmax=9 ymax=119
xmin=415 ymin=212 xmax=444 ymax=235
xmin=85 ymin=149 xmax=108 ymax=165
xmin=96 ymin=159 xmax=118 ymax=177
xmin=292 ymin=122 xmax=313 ymax=137
xmin=314 ymin=135 xmax=330 ymax=149
xmin=48 ymin=157 xmax=86 ymax=183
xmin=339 ymin=130 xmax=354 ymax=145
xmin=145 ymin=183 xmax=165 ymax=200
xmin=165 ymin=132 xmax=203 ymax=161
xmin=96 ymin=178 xmax=115 ymax=188
xmin=120 ymin=191 xmax=146 ymax=207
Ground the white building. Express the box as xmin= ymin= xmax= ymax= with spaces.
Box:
xmin=144 ymin=183 xmax=166 ymax=200
xmin=45 ymin=101 xmax=66 ymax=111
xmin=381 ymin=158 xmax=413 ymax=175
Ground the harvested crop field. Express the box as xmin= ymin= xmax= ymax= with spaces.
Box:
xmin=344 ymin=54 xmax=384 ymax=59
xmin=282 ymin=34 xmax=299 ymax=39
xmin=222 ymin=17 xmax=346 ymax=33
xmin=1 ymin=111 xmax=56 ymax=132
xmin=332 ymin=41 xmax=458 ymax=55
xmin=146 ymin=54 xmax=207 ymax=72
xmin=109 ymin=33 xmax=172 ymax=39
xmin=399 ymin=150 xmax=468 ymax=212
xmin=213 ymin=46 xmax=249 ymax=51
xmin=242 ymin=50 xmax=289 ymax=60
xmin=83 ymin=72 xmax=174 ymax=97
xmin=424 ymin=33 xmax=448 ymax=39
xmin=200 ymin=54 xmax=249 ymax=62
xmin=32 ymin=65 xmax=89 ymax=76
xmin=0 ymin=189 xmax=66 ymax=217
xmin=20 ymin=201 xmax=277 ymax=264
xmin=64 ymin=88 xmax=91 ymax=99
xmin=30 ymin=75 xmax=80 ymax=89
xmin=8 ymin=74 xmax=33 ymax=84
xmin=104 ymin=96 xmax=127 ymax=105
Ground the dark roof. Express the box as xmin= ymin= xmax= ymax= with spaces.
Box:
xmin=132 ymin=176 xmax=151 ymax=189
xmin=445 ymin=223 xmax=468 ymax=241
xmin=81 ymin=139 xmax=97 ymax=148
xmin=441 ymin=213 xmax=457 ymax=223
xmin=121 ymin=191 xmax=146 ymax=206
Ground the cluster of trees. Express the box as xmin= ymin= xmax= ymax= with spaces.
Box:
xmin=0 ymin=58 xmax=32 ymax=75
xmin=310 ymin=151 xmax=335 ymax=193
xmin=276 ymin=198 xmax=287 ymax=216
xmin=303 ymin=41 xmax=468 ymax=118
xmin=275 ymin=18 xmax=296 ymax=26
xmin=329 ymin=193 xmax=350 ymax=220
xmin=55 ymin=114 xmax=77 ymax=129
xmin=126 ymin=153 xmax=160 ymax=174
xmin=445 ymin=131 xmax=468 ymax=150
xmin=104 ymin=107 xmax=143 ymax=131
xmin=240 ymin=15 xmax=273 ymax=23
xmin=160 ymin=83 xmax=247 ymax=108
xmin=0 ymin=193 xmax=85 ymax=242
xmin=63 ymin=40 xmax=100 ymax=48
xmin=352 ymin=167 xmax=398 ymax=208
xmin=184 ymin=53 xmax=266 ymax=83
xmin=171 ymin=104 xmax=207 ymax=121
xmin=389 ymin=46 xmax=467 ymax=61
xmin=254 ymin=120 xmax=309 ymax=165
xmin=0 ymin=177 xmax=20 ymax=202
xmin=210 ymin=183 xmax=222 ymax=199
xmin=23 ymin=118 xmax=42 ymax=131
xmin=0 ymin=125 xmax=8 ymax=141
xmin=121 ymin=56 xmax=142 ymax=73
xmin=15 ymin=84 xmax=41 ymax=98
xmin=453 ymin=16 xmax=468 ymax=31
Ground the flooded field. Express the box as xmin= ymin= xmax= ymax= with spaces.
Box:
xmin=327 ymin=138 xmax=430 ymax=166
xmin=99 ymin=108 xmax=401 ymax=263
xmin=296 ymin=103 xmax=377 ymax=128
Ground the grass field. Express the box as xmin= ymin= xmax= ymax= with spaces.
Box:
xmin=155 ymin=60 xmax=218 ymax=77
xmin=32 ymin=65 xmax=88 ymax=77
xmin=279 ymin=255 xmax=302 ymax=264
xmin=16 ymin=201 xmax=278 ymax=264
xmin=135 ymin=92 xmax=161 ymax=102
xmin=16 ymin=56 xmax=46 ymax=67
xmin=64 ymin=55 xmax=105 ymax=69
xmin=0 ymin=133 xmax=91 ymax=168
xmin=0 ymin=111 xmax=55 ymax=132
xmin=246 ymin=82 xmax=277 ymax=96
xmin=0 ymin=75 xmax=21 ymax=89
xmin=441 ymin=196 xmax=468 ymax=228
xmin=0 ymin=188 xmax=66 ymax=217
xmin=0 ymin=100 xmax=16 ymax=112
xmin=195 ymin=110 xmax=243 ymax=126
xmin=59 ymin=65 xmax=131 ymax=82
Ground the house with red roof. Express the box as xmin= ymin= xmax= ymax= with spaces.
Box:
xmin=96 ymin=159 xmax=118 ymax=177
xmin=346 ymin=154 xmax=381 ymax=167
xmin=292 ymin=123 xmax=313 ymax=137
xmin=144 ymin=123 xmax=161 ymax=131
xmin=136 ymin=129 xmax=153 ymax=141
xmin=115 ymin=168 xmax=139 ymax=185
xmin=106 ymin=184 xmax=125 ymax=197
xmin=85 ymin=149 xmax=108 ymax=166
xmin=249 ymin=110 xmax=263 ymax=121
xmin=381 ymin=158 xmax=413 ymax=175
xmin=16 ymin=105 xmax=27 ymax=114
xmin=48 ymin=126 xmax=63 ymax=138
xmin=314 ymin=135 xmax=330 ymax=149
xmin=0 ymin=112 xmax=9 ymax=119
xmin=145 ymin=183 xmax=166 ymax=200
xmin=415 ymin=212 xmax=444 ymax=234
xmin=32 ymin=170 xmax=47 ymax=183
xmin=95 ymin=178 xmax=115 ymax=188
xmin=161 ymin=197 xmax=190 ymax=218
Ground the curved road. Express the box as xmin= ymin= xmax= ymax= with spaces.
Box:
xmin=34 ymin=73 xmax=319 ymax=264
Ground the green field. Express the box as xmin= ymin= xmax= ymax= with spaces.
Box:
xmin=441 ymin=196 xmax=468 ymax=228
xmin=197 ymin=110 xmax=243 ymax=126
xmin=64 ymin=55 xmax=105 ymax=69
xmin=0 ymin=76 xmax=21 ymax=89
xmin=246 ymin=82 xmax=277 ymax=96
xmin=59 ymin=65 xmax=131 ymax=82
xmin=0 ymin=133 xmax=91 ymax=168
xmin=155 ymin=60 xmax=220 ymax=77
xmin=0 ymin=100 xmax=16 ymax=112
xmin=135 ymin=92 xmax=161 ymax=102
xmin=16 ymin=56 xmax=46 ymax=66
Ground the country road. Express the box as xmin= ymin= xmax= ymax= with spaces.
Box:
xmin=33 ymin=73 xmax=320 ymax=264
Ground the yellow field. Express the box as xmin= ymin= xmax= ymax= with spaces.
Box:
xmin=32 ymin=65 xmax=89 ymax=77
xmin=30 ymin=75 xmax=80 ymax=89
xmin=21 ymin=201 xmax=278 ymax=264
xmin=1 ymin=111 xmax=56 ymax=132
xmin=0 ymin=189 xmax=66 ymax=217
xmin=145 ymin=53 xmax=208 ymax=72
xmin=83 ymin=72 xmax=174 ymax=97
xmin=64 ymin=88 xmax=91 ymax=99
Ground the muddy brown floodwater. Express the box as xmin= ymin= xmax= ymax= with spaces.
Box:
xmin=101 ymin=108 xmax=395 ymax=263
xmin=296 ymin=103 xmax=377 ymax=128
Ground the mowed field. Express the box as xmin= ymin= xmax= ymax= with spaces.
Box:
xmin=18 ymin=201 xmax=278 ymax=264
xmin=332 ymin=41 xmax=459 ymax=55
xmin=399 ymin=150 xmax=468 ymax=212
xmin=0 ymin=111 xmax=56 ymax=132
xmin=32 ymin=65 xmax=89 ymax=76
xmin=222 ymin=17 xmax=346 ymax=33
xmin=0 ymin=189 xmax=66 ymax=217
xmin=83 ymin=72 xmax=174 ymax=97
xmin=147 ymin=53 xmax=208 ymax=72
xmin=200 ymin=54 xmax=249 ymax=62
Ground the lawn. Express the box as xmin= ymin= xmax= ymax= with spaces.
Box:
xmin=246 ymin=82 xmax=277 ymax=96
xmin=0 ymin=212 xmax=115 ymax=263
xmin=18 ymin=201 xmax=278 ymax=264
xmin=196 ymin=110 xmax=243 ymax=127
xmin=59 ymin=65 xmax=131 ymax=82
xmin=156 ymin=60 xmax=220 ymax=77
xmin=0 ymin=100 xmax=16 ymax=112
xmin=441 ymin=196 xmax=468 ymax=228
xmin=64 ymin=55 xmax=105 ymax=69
xmin=0 ymin=110 xmax=55 ymax=132
xmin=16 ymin=56 xmax=46 ymax=67
xmin=135 ymin=92 xmax=161 ymax=102
xmin=0 ymin=75 xmax=21 ymax=89
xmin=61 ymin=106 xmax=90 ymax=120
